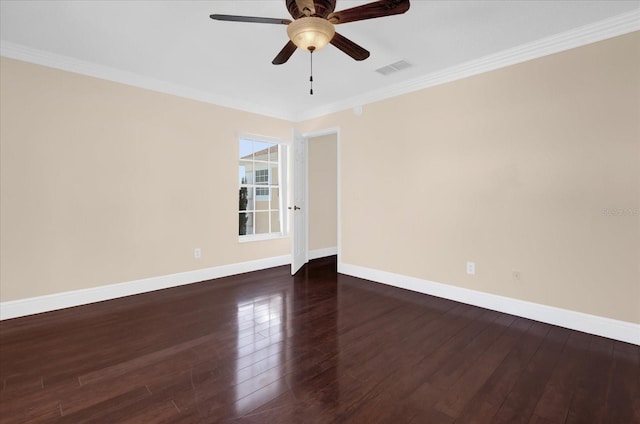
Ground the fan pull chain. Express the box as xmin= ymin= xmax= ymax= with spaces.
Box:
xmin=309 ymin=47 xmax=314 ymax=95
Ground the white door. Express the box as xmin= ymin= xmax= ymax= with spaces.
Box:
xmin=291 ymin=130 xmax=307 ymax=275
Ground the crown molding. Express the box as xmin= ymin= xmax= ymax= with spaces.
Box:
xmin=0 ymin=41 xmax=296 ymax=122
xmin=2 ymin=9 xmax=638 ymax=123
xmin=294 ymin=9 xmax=640 ymax=122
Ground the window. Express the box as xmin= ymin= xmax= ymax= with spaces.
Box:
xmin=238 ymin=137 xmax=285 ymax=239
xmin=255 ymin=169 xmax=269 ymax=196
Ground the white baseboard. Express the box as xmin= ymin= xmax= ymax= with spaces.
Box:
xmin=338 ymin=262 xmax=640 ymax=346
xmin=308 ymin=247 xmax=338 ymax=260
xmin=4 ymin=256 xmax=637 ymax=345
xmin=0 ymin=255 xmax=291 ymax=321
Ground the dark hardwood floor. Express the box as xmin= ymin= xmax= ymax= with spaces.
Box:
xmin=1 ymin=256 xmax=638 ymax=423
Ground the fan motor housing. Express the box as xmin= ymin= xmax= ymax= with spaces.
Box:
xmin=286 ymin=0 xmax=337 ymax=18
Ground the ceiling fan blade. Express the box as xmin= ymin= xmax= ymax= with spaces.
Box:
xmin=328 ymin=0 xmax=409 ymax=24
xmin=330 ymin=32 xmax=370 ymax=61
xmin=295 ymin=0 xmax=316 ymax=16
xmin=272 ymin=41 xmax=298 ymax=65
xmin=209 ymin=14 xmax=292 ymax=25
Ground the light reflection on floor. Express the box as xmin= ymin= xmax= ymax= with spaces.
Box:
xmin=235 ymin=293 xmax=285 ymax=414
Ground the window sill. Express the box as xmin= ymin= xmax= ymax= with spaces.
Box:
xmin=238 ymin=233 xmax=288 ymax=243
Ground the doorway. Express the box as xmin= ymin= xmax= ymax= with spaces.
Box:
xmin=290 ymin=129 xmax=339 ymax=275
xmin=307 ymin=131 xmax=338 ymax=261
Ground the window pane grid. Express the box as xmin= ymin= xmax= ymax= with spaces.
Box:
xmin=239 ymin=139 xmax=282 ymax=237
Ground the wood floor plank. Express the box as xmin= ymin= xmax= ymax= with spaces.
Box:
xmin=492 ymin=325 xmax=571 ymax=424
xmin=433 ymin=314 xmax=528 ymax=419
xmin=454 ymin=320 xmax=551 ymax=423
xmin=564 ymin=335 xmax=616 ymax=424
xmin=0 ymin=256 xmax=637 ymax=423
xmin=603 ymin=341 xmax=640 ymax=423
xmin=334 ymin=307 xmax=500 ymax=422
xmin=530 ymin=330 xmax=592 ymax=423
xmin=77 ymin=335 xmax=211 ymax=386
xmin=58 ymin=386 xmax=152 ymax=422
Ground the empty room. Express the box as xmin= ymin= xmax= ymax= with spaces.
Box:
xmin=1 ymin=1 xmax=639 ymax=423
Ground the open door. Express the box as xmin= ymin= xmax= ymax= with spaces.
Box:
xmin=290 ymin=130 xmax=307 ymax=275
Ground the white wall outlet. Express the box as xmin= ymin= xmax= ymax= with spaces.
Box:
xmin=194 ymin=248 xmax=201 ymax=259
xmin=512 ymin=271 xmax=521 ymax=281
xmin=466 ymin=262 xmax=475 ymax=275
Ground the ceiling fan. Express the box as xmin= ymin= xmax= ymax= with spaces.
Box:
xmin=210 ymin=0 xmax=411 ymax=65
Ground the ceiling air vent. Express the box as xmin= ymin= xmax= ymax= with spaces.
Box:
xmin=375 ymin=60 xmax=412 ymax=76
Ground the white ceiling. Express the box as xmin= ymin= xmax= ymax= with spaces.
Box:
xmin=1 ymin=1 xmax=639 ymax=121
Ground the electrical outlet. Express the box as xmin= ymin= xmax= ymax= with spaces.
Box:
xmin=194 ymin=248 xmax=201 ymax=259
xmin=512 ymin=271 xmax=521 ymax=282
xmin=466 ymin=262 xmax=475 ymax=275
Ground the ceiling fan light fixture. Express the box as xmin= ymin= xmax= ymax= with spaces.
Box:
xmin=287 ymin=17 xmax=335 ymax=52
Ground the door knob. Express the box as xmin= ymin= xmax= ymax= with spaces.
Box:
xmin=288 ymin=206 xmax=301 ymax=210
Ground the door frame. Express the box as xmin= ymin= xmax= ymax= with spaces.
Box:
xmin=292 ymin=127 xmax=341 ymax=272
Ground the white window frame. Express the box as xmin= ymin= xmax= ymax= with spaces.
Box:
xmin=238 ymin=134 xmax=288 ymax=242
xmin=254 ymin=169 xmax=270 ymax=199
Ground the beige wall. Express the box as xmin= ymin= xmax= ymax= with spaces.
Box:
xmin=308 ymin=134 xmax=338 ymax=251
xmin=2 ymin=32 xmax=638 ymax=325
xmin=299 ymin=32 xmax=640 ymax=324
xmin=0 ymin=58 xmax=291 ymax=302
